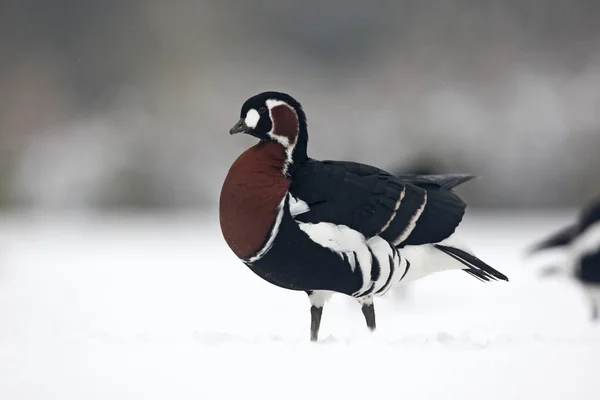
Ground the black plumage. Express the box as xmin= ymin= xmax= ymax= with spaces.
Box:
xmin=528 ymin=196 xmax=600 ymax=256
xmin=528 ymin=195 xmax=600 ymax=320
xmin=290 ymin=160 xmax=473 ymax=247
xmin=245 ymin=194 xmax=365 ymax=295
xmin=220 ymin=91 xmax=508 ymax=341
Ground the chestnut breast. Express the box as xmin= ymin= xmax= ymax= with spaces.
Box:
xmin=219 ymin=141 xmax=290 ymax=260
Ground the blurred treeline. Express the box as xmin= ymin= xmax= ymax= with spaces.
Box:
xmin=1 ymin=0 xmax=600 ymax=211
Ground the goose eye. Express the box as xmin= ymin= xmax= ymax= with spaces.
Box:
xmin=258 ymin=107 xmax=267 ymax=115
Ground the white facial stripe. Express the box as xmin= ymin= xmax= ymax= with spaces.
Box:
xmin=244 ymin=109 xmax=260 ymax=129
xmin=265 ymin=99 xmax=287 ymax=110
xmin=264 ymin=98 xmax=299 ymax=176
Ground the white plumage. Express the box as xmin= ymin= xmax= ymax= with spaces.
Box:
xmin=289 ymin=195 xmax=310 ymax=217
xmin=400 ymin=235 xmax=478 ymax=284
xmin=244 ymin=109 xmax=260 ymax=129
xmin=298 ymin=221 xmax=373 ymax=295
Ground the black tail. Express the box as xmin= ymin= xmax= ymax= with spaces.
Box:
xmin=527 ymin=224 xmax=577 ymax=255
xmin=397 ymin=174 xmax=479 ymax=190
xmin=422 ymin=174 xmax=479 ymax=190
xmin=434 ymin=244 xmax=509 ymax=282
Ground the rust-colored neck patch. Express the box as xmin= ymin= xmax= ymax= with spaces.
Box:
xmin=219 ymin=141 xmax=290 ymax=260
xmin=270 ymin=104 xmax=299 ymax=147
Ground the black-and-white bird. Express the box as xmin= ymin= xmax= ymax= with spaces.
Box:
xmin=528 ymin=196 xmax=600 ymax=321
xmin=219 ymin=91 xmax=509 ymax=341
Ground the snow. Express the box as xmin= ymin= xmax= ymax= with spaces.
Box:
xmin=0 ymin=209 xmax=599 ymax=399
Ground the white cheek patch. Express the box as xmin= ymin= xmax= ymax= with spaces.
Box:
xmin=245 ymin=109 xmax=260 ymax=129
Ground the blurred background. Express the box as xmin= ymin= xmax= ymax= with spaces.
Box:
xmin=2 ymin=0 xmax=600 ymax=213
xmin=3 ymin=3 xmax=600 ymax=398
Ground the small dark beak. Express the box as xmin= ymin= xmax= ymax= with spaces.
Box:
xmin=229 ymin=119 xmax=251 ymax=135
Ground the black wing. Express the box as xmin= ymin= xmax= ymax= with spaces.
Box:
xmin=319 ymin=159 xmax=477 ymax=190
xmin=527 ymin=224 xmax=578 ymax=255
xmin=527 ymin=196 xmax=600 ymax=255
xmin=290 ymin=159 xmax=475 ymax=247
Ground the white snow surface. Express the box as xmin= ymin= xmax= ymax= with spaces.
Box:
xmin=0 ymin=209 xmax=599 ymax=400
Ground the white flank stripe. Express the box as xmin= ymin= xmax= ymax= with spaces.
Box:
xmin=378 ymin=186 xmax=406 ymax=234
xmin=297 ymin=221 xmax=413 ymax=298
xmin=289 ymin=195 xmax=310 ymax=216
xmin=366 ymin=236 xmax=394 ymax=295
xmin=388 ymin=255 xmax=409 ymax=290
xmin=393 ymin=191 xmax=428 ymax=246
xmin=298 ymin=221 xmax=372 ymax=295
xmin=379 ymin=248 xmax=407 ymax=296
xmin=246 ymin=194 xmax=288 ymax=263
xmin=347 ymin=251 xmax=357 ymax=270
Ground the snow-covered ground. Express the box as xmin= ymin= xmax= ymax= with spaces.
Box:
xmin=0 ymin=209 xmax=598 ymax=400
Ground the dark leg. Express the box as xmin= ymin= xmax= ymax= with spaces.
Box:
xmin=360 ymin=297 xmax=376 ymax=331
xmin=582 ymin=284 xmax=600 ymax=322
xmin=310 ymin=305 xmax=323 ymax=342
xmin=307 ymin=291 xmax=332 ymax=342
